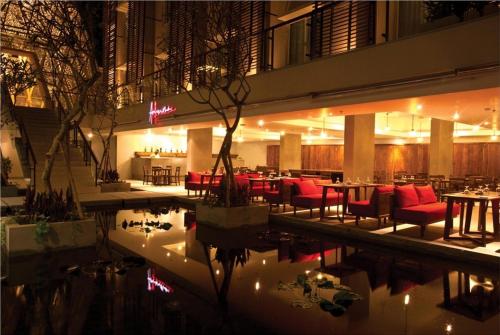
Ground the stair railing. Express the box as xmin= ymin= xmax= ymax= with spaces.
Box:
xmin=1 ymin=83 xmax=37 ymax=192
xmin=16 ymin=117 xmax=37 ymax=192
xmin=69 ymin=121 xmax=99 ymax=186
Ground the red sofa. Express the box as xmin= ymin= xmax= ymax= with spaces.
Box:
xmin=185 ymin=172 xmax=221 ymax=197
xmin=263 ymin=177 xmax=300 ymax=211
xmin=392 ymin=184 xmax=460 ymax=237
xmin=291 ymin=179 xmax=345 ymax=217
xmin=235 ymin=173 xmax=271 ymax=199
xmin=348 ymin=185 xmax=394 ymax=228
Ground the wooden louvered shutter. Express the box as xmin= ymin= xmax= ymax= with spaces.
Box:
xmin=126 ymin=1 xmax=146 ymax=84
xmin=103 ymin=1 xmax=117 ymax=91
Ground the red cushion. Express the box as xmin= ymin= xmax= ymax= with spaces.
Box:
xmin=395 ymin=184 xmax=419 ymax=208
xmin=282 ymin=178 xmax=300 ymax=186
xmin=394 ymin=203 xmax=460 ymax=225
xmin=348 ymin=200 xmax=375 ymax=217
xmin=300 ymin=176 xmax=321 ymax=182
xmin=295 ymin=180 xmax=319 ymax=195
xmin=291 ymin=192 xmax=344 ymax=208
xmin=369 ymin=185 xmax=395 ymax=205
xmin=247 ymin=173 xmax=260 ymax=178
xmin=415 ymin=185 xmax=437 ymax=204
xmin=188 ymin=172 xmax=201 ymax=182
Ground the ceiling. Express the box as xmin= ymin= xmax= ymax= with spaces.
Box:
xmin=120 ymin=87 xmax=500 ymax=142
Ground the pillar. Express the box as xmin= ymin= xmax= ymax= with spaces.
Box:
xmin=279 ymin=133 xmax=301 ymax=171
xmin=343 ymin=114 xmax=375 ymax=181
xmin=429 ymin=118 xmax=454 ymax=177
xmin=187 ymin=128 xmax=213 ymax=172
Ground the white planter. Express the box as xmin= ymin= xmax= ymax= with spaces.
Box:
xmin=196 ymin=203 xmax=269 ymax=229
xmin=100 ymin=182 xmax=131 ymax=193
xmin=5 ymin=219 xmax=96 ymax=257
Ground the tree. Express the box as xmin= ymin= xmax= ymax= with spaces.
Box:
xmin=4 ymin=1 xmax=100 ymax=195
xmin=0 ymin=53 xmax=38 ymax=126
xmin=163 ymin=2 xmax=254 ymax=207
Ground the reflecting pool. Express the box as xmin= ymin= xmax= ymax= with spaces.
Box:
xmin=2 ymin=207 xmax=499 ymax=334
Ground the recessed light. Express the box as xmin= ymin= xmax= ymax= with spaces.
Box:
xmin=453 ymin=112 xmax=460 ymax=120
xmin=280 ymin=130 xmax=285 ymax=136
xmin=416 ymin=104 xmax=423 ymax=111
xmin=258 ymin=120 xmax=264 ymax=127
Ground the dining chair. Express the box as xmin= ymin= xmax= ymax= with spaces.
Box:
xmin=173 ymin=166 xmax=181 ymax=185
xmin=143 ymin=166 xmax=153 ymax=185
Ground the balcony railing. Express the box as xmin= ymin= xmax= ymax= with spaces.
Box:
xmin=116 ymin=1 xmax=376 ymax=107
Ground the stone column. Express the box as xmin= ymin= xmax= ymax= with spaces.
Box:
xmin=429 ymin=118 xmax=454 ymax=177
xmin=279 ymin=133 xmax=301 ymax=171
xmin=343 ymin=114 xmax=375 ymax=181
xmin=187 ymin=128 xmax=213 ymax=172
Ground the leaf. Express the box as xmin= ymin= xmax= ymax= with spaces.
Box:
xmin=319 ymin=299 xmax=346 ymax=316
xmin=296 ymin=274 xmax=308 ymax=287
xmin=333 ymin=290 xmax=362 ymax=303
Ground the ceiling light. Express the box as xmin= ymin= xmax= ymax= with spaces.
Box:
xmin=453 ymin=112 xmax=460 ymax=120
xmin=416 ymin=104 xmax=423 ymax=111
xmin=472 ymin=125 xmax=480 ymax=131
xmin=384 ymin=112 xmax=390 ymax=131
xmin=87 ymin=133 xmax=93 ymax=139
xmin=484 ymin=121 xmax=490 ymax=125
xmin=258 ymin=120 xmax=264 ymax=127
xmin=308 ymin=127 xmax=313 ymax=131
xmin=280 ymin=130 xmax=285 ymax=136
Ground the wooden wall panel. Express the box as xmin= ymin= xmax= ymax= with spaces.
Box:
xmin=266 ymin=143 xmax=500 ymax=178
xmin=453 ymin=143 xmax=500 ymax=177
xmin=266 ymin=145 xmax=279 ymax=169
xmin=301 ymin=145 xmax=343 ymax=170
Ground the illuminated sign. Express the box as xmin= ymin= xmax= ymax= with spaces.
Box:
xmin=149 ymin=101 xmax=176 ymax=124
xmin=147 ymin=268 xmax=173 ymax=294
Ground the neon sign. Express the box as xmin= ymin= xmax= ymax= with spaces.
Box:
xmin=147 ymin=268 xmax=173 ymax=294
xmin=149 ymin=101 xmax=176 ymax=124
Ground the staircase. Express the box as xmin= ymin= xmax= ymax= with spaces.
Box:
xmin=14 ymin=107 xmax=100 ymax=194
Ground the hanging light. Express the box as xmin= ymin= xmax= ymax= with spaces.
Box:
xmin=258 ymin=120 xmax=264 ymax=127
xmin=320 ymin=117 xmax=328 ymax=138
xmin=408 ymin=115 xmax=417 ymax=137
xmin=417 ymin=117 xmax=424 ymax=142
xmin=453 ymin=111 xmax=460 ymax=120
xmin=384 ymin=112 xmax=390 ymax=131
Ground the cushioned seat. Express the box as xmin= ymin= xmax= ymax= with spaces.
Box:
xmin=394 ymin=203 xmax=460 ymax=225
xmin=348 ymin=185 xmax=394 ymax=227
xmin=392 ymin=184 xmax=460 ymax=237
xmin=291 ymin=180 xmax=345 ymax=217
xmin=348 ymin=200 xmax=373 ymax=217
xmin=263 ymin=178 xmax=300 ymax=211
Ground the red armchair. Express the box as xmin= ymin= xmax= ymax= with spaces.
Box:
xmin=349 ymin=185 xmax=394 ymax=228
xmin=392 ymin=184 xmax=460 ymax=237
xmin=185 ymin=172 xmax=221 ymax=197
xmin=235 ymin=174 xmax=271 ymax=200
xmin=291 ymin=180 xmax=345 ymax=218
xmin=263 ymin=178 xmax=300 ymax=211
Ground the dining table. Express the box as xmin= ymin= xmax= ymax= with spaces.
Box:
xmin=443 ymin=191 xmax=499 ymax=246
xmin=152 ymin=166 xmax=172 ymax=185
xmin=319 ymin=183 xmax=383 ymax=221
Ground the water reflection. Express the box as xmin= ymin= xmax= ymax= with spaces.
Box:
xmin=2 ymin=207 xmax=499 ymax=335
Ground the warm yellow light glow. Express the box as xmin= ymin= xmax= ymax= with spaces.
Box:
xmin=258 ymin=120 xmax=264 ymax=127
xmin=166 ymin=252 xmax=170 ymax=257
xmin=305 ymin=270 xmax=311 ymax=275
xmin=237 ymin=136 xmax=244 ymax=143
xmin=308 ymin=127 xmax=314 ymax=131
xmin=317 ymin=256 xmax=322 ymax=261
xmin=262 ymin=259 xmax=266 ymax=265
xmin=255 ymin=281 xmax=260 ymax=291
xmin=417 ymin=136 xmax=424 ymax=143
xmin=472 ymin=125 xmax=480 ymax=131
xmin=409 ymin=130 xmax=417 ymax=137
xmin=491 ymin=135 xmax=498 ymax=141
xmin=445 ymin=324 xmax=452 ymax=333
xmin=394 ymin=139 xmax=405 ymax=145
xmin=416 ymin=104 xmax=423 ymax=111
xmin=453 ymin=112 xmax=460 ymax=120
xmin=317 ymin=274 xmax=323 ymax=280
xmin=404 ymin=294 xmax=410 ymax=305
xmin=142 ymin=244 xmax=145 ymax=248
xmin=320 ymin=131 xmax=327 ymax=138
xmin=184 ymin=258 xmax=187 ymax=263
xmin=87 ymin=133 xmax=93 ymax=139
xmin=280 ymin=130 xmax=285 ymax=136
xmin=306 ymin=139 xmax=312 ymax=144
xmin=216 ymin=269 xmax=220 ymax=275
xmin=384 ymin=126 xmax=390 ymax=132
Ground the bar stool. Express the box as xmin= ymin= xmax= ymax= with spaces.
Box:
xmin=143 ymin=166 xmax=153 ymax=185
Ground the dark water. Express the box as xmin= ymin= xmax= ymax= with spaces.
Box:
xmin=2 ymin=207 xmax=499 ymax=335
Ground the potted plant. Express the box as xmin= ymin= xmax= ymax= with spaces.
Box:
xmin=100 ymin=169 xmax=131 ymax=193
xmin=3 ymin=187 xmax=96 ymax=256
xmin=1 ymin=155 xmax=18 ymax=197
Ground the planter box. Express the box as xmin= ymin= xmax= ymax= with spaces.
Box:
xmin=196 ymin=203 xmax=269 ymax=229
xmin=5 ymin=219 xmax=96 ymax=257
xmin=1 ymin=185 xmax=18 ymax=197
xmin=100 ymin=182 xmax=131 ymax=193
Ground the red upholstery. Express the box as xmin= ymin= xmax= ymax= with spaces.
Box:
xmin=395 ymin=184 xmax=419 ymax=208
xmin=291 ymin=192 xmax=344 ymax=208
xmin=247 ymin=173 xmax=261 ymax=178
xmin=295 ymin=180 xmax=318 ymax=195
xmin=415 ymin=185 xmax=437 ymax=204
xmin=263 ymin=190 xmax=280 ymax=203
xmin=394 ymin=202 xmax=460 ymax=225
xmin=300 ymin=176 xmax=321 ymax=182
xmin=188 ymin=172 xmax=201 ymax=182
xmin=263 ymin=178 xmax=300 ymax=206
xmin=348 ymin=200 xmax=374 ymax=217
